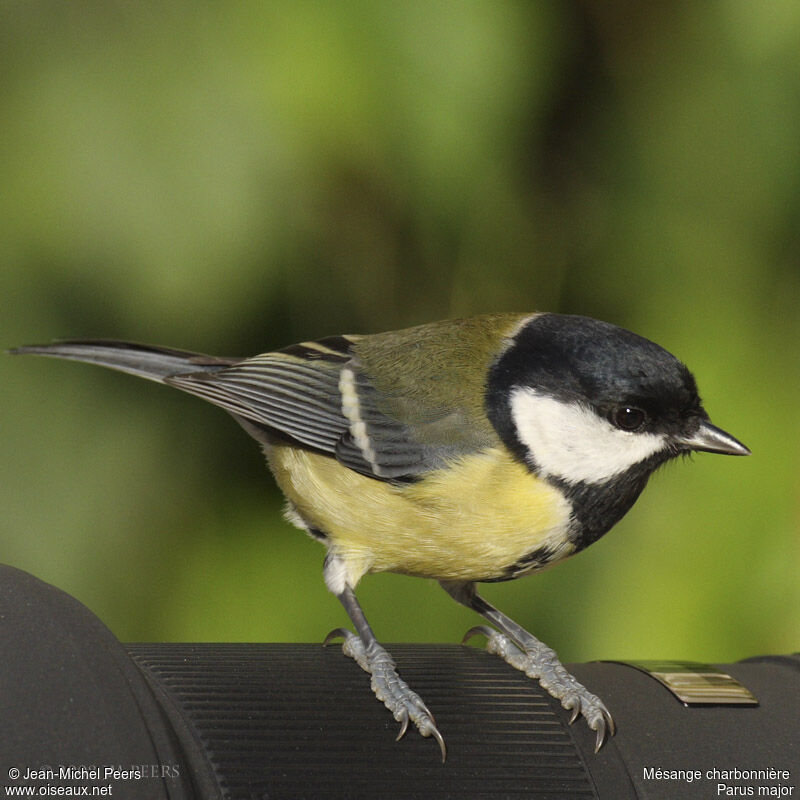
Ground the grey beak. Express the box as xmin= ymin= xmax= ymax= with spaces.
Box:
xmin=678 ymin=420 xmax=751 ymax=456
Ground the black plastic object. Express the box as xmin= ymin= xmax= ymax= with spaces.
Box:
xmin=1 ymin=564 xmax=798 ymax=800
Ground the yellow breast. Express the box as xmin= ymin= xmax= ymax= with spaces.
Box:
xmin=267 ymin=445 xmax=573 ymax=587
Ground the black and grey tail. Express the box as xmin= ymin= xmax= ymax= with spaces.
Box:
xmin=9 ymin=338 xmax=352 ymax=458
xmin=9 ymin=340 xmax=238 ymax=383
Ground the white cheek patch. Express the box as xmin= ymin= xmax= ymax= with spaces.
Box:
xmin=510 ymin=387 xmax=666 ymax=485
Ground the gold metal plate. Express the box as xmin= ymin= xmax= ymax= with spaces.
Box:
xmin=609 ymin=660 xmax=759 ymax=706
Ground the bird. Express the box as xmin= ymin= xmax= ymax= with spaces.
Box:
xmin=10 ymin=312 xmax=750 ymax=760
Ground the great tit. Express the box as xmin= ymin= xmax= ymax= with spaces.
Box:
xmin=11 ymin=312 xmax=749 ymax=759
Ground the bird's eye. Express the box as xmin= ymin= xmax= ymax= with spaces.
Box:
xmin=611 ymin=406 xmax=646 ymax=432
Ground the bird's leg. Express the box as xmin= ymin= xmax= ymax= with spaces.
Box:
xmin=325 ymin=582 xmax=446 ymax=760
xmin=441 ymin=580 xmax=615 ymax=752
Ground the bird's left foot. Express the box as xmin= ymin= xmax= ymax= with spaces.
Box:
xmin=464 ymin=625 xmax=615 ymax=752
xmin=325 ymin=628 xmax=447 ymax=760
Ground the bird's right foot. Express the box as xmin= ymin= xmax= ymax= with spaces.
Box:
xmin=464 ymin=625 xmax=615 ymax=752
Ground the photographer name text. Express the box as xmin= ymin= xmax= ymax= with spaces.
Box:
xmin=14 ymin=765 xmax=179 ymax=782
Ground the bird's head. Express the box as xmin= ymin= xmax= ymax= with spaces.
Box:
xmin=487 ymin=313 xmax=749 ymax=488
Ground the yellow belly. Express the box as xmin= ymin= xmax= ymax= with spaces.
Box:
xmin=267 ymin=445 xmax=573 ymax=587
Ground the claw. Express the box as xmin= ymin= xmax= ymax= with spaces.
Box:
xmin=323 ymin=627 xmax=351 ymax=646
xmin=461 ymin=624 xmax=497 ymax=645
xmin=396 ymin=709 xmax=409 ymax=741
xmin=594 ymin=726 xmax=606 ymax=753
xmin=583 ymin=702 xmax=615 ymax=752
xmin=568 ymin=703 xmax=580 ymax=725
xmin=431 ymin=725 xmax=447 ymax=763
xmin=593 ymin=714 xmax=611 ymax=752
xmin=417 ymin=700 xmax=437 ymax=728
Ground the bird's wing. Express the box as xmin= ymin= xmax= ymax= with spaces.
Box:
xmin=332 ymin=362 xmax=490 ymax=479
xmin=165 ymin=336 xmax=354 ymax=457
xmin=166 ymin=334 xmax=494 ymax=481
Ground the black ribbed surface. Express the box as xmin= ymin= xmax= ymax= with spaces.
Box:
xmin=127 ymin=643 xmax=597 ymax=800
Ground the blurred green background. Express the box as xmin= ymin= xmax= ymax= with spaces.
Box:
xmin=1 ymin=1 xmax=798 ymax=664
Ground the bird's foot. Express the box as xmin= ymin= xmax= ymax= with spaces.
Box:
xmin=464 ymin=625 xmax=615 ymax=751
xmin=325 ymin=628 xmax=446 ymax=761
